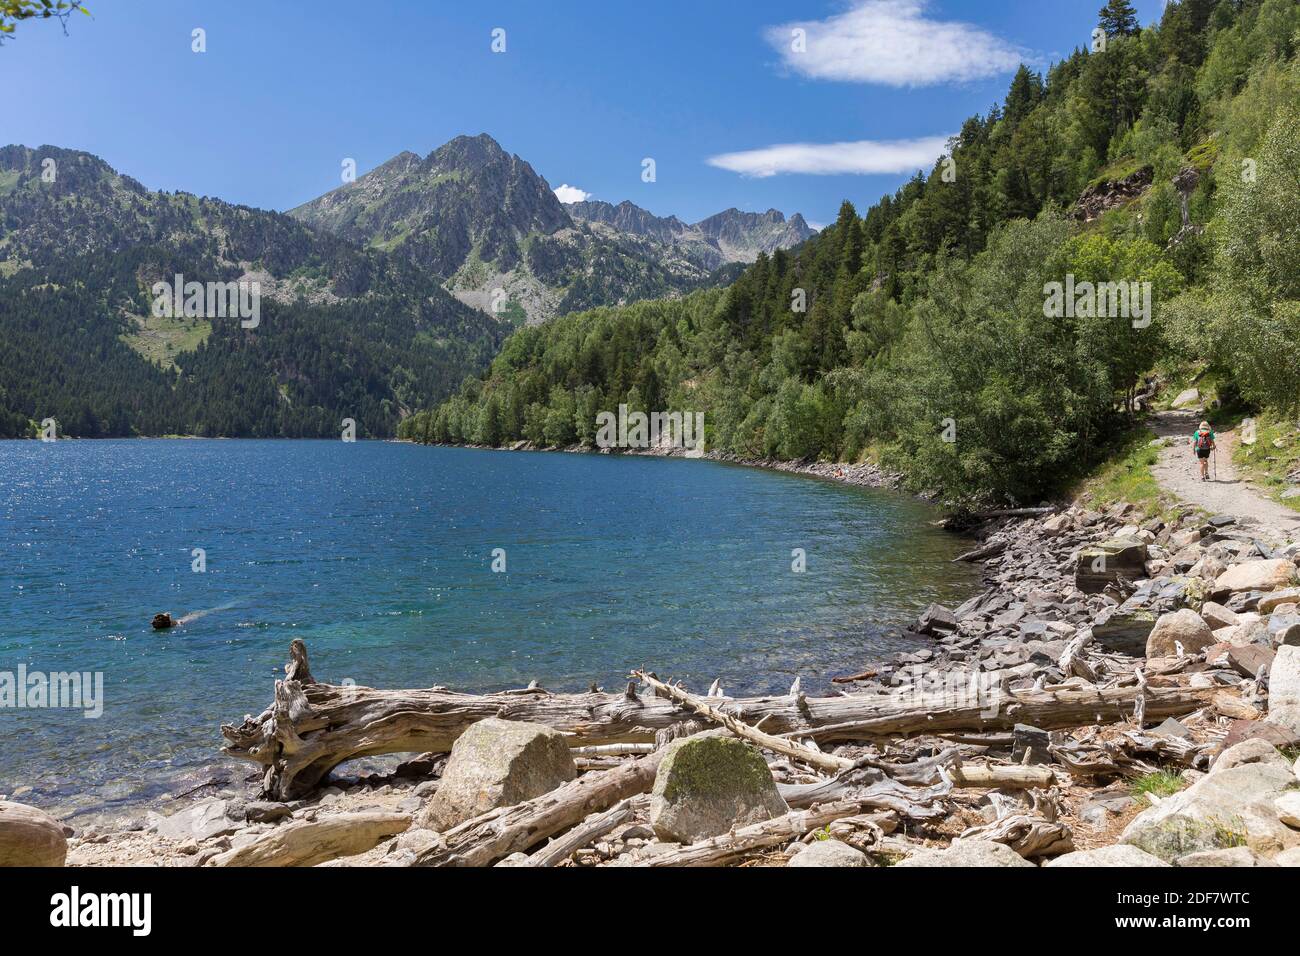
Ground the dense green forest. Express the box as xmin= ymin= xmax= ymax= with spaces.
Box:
xmin=403 ymin=0 xmax=1300 ymax=506
xmin=0 ymin=146 xmax=506 ymax=438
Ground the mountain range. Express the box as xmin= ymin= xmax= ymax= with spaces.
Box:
xmin=288 ymin=133 xmax=814 ymax=324
xmin=0 ymin=136 xmax=811 ymax=437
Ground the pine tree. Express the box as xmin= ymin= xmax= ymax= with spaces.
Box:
xmin=1098 ymin=0 xmax=1140 ymax=37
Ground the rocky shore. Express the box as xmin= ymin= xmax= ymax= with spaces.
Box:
xmin=5 ymin=485 xmax=1300 ymax=868
xmin=402 ymin=437 xmax=905 ymax=491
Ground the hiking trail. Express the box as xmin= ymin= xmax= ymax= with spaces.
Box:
xmin=1149 ymin=408 xmax=1300 ymax=532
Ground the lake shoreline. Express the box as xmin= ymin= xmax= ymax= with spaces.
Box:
xmin=395 ymin=437 xmax=910 ymax=495
xmin=51 ymin=501 xmax=1300 ymax=867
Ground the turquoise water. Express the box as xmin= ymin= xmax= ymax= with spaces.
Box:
xmin=0 ymin=440 xmax=976 ymax=810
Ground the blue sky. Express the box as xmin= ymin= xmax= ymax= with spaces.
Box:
xmin=2 ymin=0 xmax=1169 ymax=227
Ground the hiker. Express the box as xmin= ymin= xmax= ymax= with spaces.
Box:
xmin=1191 ymin=420 xmax=1216 ymax=481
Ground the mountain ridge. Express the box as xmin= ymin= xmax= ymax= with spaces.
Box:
xmin=288 ymin=133 xmax=813 ymax=324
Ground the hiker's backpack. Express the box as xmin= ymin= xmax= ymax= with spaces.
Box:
xmin=1196 ymin=431 xmax=1213 ymax=450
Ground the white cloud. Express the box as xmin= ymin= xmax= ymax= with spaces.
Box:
xmin=767 ymin=0 xmax=1026 ymax=87
xmin=553 ymin=184 xmax=591 ymax=204
xmin=707 ymin=135 xmax=951 ymax=178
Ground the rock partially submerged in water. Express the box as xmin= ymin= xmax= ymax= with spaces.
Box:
xmin=0 ymin=800 xmax=67 ymax=867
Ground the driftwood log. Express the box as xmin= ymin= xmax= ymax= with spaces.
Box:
xmin=413 ymin=743 xmax=685 ymax=866
xmin=221 ymin=641 xmax=1216 ymax=799
xmin=208 ymin=811 xmax=411 ymax=867
xmin=627 ymin=800 xmax=870 ymax=867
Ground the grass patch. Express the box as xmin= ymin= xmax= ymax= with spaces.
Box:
xmin=120 ymin=312 xmax=211 ymax=370
xmin=1234 ymin=409 xmax=1300 ymax=512
xmin=1210 ymin=817 xmax=1248 ymax=849
xmin=1131 ymin=770 xmax=1186 ymax=804
xmin=1074 ymin=424 xmax=1174 ymax=518
xmin=1088 ymin=157 xmax=1149 ymax=188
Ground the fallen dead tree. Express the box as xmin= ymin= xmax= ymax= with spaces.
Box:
xmin=221 ymin=641 xmax=1216 ymax=799
xmin=412 ymin=743 xmax=681 ymax=867
xmin=208 ymin=811 xmax=411 ymax=868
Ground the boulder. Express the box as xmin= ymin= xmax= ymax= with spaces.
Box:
xmin=916 ymin=604 xmax=958 ymax=635
xmin=1219 ymin=719 xmax=1300 ymax=752
xmin=1045 ymin=845 xmax=1168 ymax=867
xmin=1200 ymin=601 xmax=1240 ymax=630
xmin=1170 ymin=388 xmax=1200 ymax=409
xmin=1092 ymin=608 xmax=1157 ymax=655
xmin=418 ymin=718 xmax=576 ymax=832
xmin=1276 ymin=792 xmax=1300 ymax=828
xmin=1214 ymin=559 xmax=1297 ymax=598
xmin=649 ymin=736 xmax=788 ymax=843
xmin=895 ymin=838 xmax=1034 ymax=868
xmin=1268 ymin=707 xmax=1300 ymax=738
xmin=1275 ymin=847 xmax=1300 ymax=866
xmin=1260 ymin=588 xmax=1300 ymax=614
xmin=1011 ymin=724 xmax=1052 ymax=765
xmin=1226 ymin=644 xmax=1274 ymax=679
xmin=149 ymin=798 xmax=242 ymax=842
xmin=787 ymin=839 xmax=870 ymax=868
xmin=1212 ymin=739 xmax=1289 ymax=774
xmin=1076 ymin=538 xmax=1148 ymax=594
xmin=1120 ymin=763 xmax=1300 ymax=862
xmin=1144 ymin=609 xmax=1216 ymax=658
xmin=1169 ymin=527 xmax=1205 ymax=550
xmin=0 ymin=801 xmax=67 ymax=867
xmin=1176 ymin=847 xmax=1276 ymax=867
xmin=1269 ymin=646 xmax=1300 ymax=714
xmin=1269 ymin=613 xmax=1300 ymax=647
xmin=244 ymin=802 xmax=294 ymax=825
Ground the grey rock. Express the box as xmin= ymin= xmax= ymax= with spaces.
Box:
xmin=149 ymin=798 xmax=241 ymax=842
xmin=1176 ymin=847 xmax=1277 ymax=867
xmin=895 ymin=839 xmax=1034 ymax=868
xmin=1092 ymin=608 xmax=1157 ymax=655
xmin=1145 ymin=609 xmax=1215 ymax=658
xmin=244 ymin=802 xmax=293 ymax=825
xmin=1151 ymin=717 xmax=1193 ymax=740
xmin=1271 ymin=645 xmax=1300 ymax=711
xmin=1269 ymin=613 xmax=1300 ymax=647
xmin=649 ymin=736 xmax=788 ymax=844
xmin=1046 ymin=845 xmax=1169 ymax=867
xmin=1076 ymin=538 xmax=1149 ymax=594
xmin=417 ymin=717 xmax=576 ymax=832
xmin=1212 ymin=739 xmax=1290 ymax=774
xmin=1200 ymin=601 xmax=1240 ymax=630
xmin=1121 ymin=763 xmax=1300 ymax=862
xmin=1011 ymin=724 xmax=1053 ymax=765
xmin=1260 ymin=588 xmax=1300 ymax=614
xmin=916 ymin=604 xmax=958 ymax=635
xmin=787 ymin=839 xmax=870 ymax=868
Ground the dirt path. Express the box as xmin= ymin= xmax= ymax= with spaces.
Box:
xmin=1150 ymin=409 xmax=1300 ymax=533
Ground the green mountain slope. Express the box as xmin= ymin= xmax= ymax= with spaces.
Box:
xmin=403 ymin=0 xmax=1300 ymax=506
xmin=0 ymin=145 xmax=506 ymax=438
